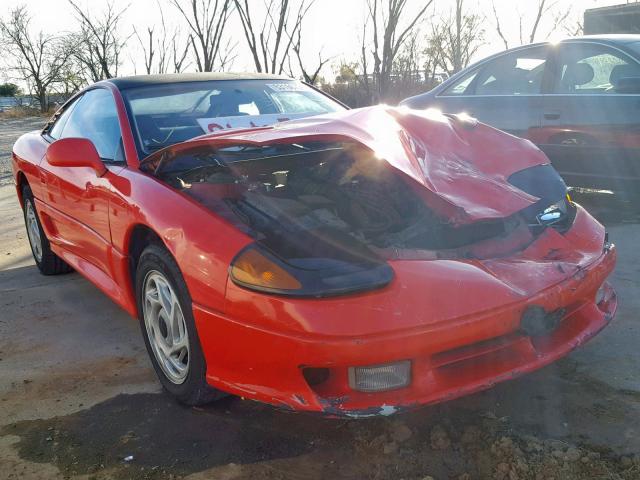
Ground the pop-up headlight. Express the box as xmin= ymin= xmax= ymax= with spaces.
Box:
xmin=229 ymin=244 xmax=394 ymax=297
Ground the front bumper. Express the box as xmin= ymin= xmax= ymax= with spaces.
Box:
xmin=193 ymin=241 xmax=617 ymax=417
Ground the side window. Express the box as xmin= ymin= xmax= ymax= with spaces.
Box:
xmin=474 ymin=47 xmax=548 ymax=95
xmin=441 ymin=71 xmax=478 ymax=96
xmin=60 ymin=88 xmax=123 ymax=162
xmin=552 ymin=43 xmax=640 ymax=94
xmin=48 ymin=97 xmax=82 ymax=140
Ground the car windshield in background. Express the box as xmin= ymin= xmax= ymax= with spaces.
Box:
xmin=122 ymin=79 xmax=345 ymax=155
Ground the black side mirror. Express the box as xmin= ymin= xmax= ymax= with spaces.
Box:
xmin=614 ymin=76 xmax=640 ymax=94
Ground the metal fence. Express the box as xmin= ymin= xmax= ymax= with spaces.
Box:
xmin=0 ymin=95 xmax=67 ymax=112
xmin=0 ymin=96 xmax=34 ymax=111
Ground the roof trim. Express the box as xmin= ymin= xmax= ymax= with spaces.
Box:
xmin=103 ymin=72 xmax=293 ymax=90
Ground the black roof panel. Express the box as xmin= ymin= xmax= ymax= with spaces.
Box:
xmin=104 ymin=72 xmax=292 ymax=90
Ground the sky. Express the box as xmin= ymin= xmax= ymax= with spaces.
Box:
xmin=0 ymin=0 xmax=632 ymax=82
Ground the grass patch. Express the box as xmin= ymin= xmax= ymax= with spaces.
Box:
xmin=0 ymin=107 xmax=51 ymax=119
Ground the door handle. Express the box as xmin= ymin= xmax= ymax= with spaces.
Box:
xmin=544 ymin=111 xmax=561 ymax=120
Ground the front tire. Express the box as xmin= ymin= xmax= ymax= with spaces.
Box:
xmin=22 ymin=185 xmax=72 ymax=275
xmin=135 ymin=244 xmax=225 ymax=405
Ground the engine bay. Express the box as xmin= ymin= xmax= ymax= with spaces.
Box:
xmin=150 ymin=141 xmax=570 ymax=263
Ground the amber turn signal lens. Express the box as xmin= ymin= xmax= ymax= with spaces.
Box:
xmin=230 ymin=249 xmax=302 ymax=291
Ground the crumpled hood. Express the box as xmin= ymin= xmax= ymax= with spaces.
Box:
xmin=144 ymin=106 xmax=553 ymax=225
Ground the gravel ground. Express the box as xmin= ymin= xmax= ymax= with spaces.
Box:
xmin=1 ymin=118 xmax=640 ymax=479
xmin=0 ymin=116 xmax=46 ymax=186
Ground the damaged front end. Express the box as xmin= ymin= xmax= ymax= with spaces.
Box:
xmin=142 ymin=108 xmax=575 ymax=298
xmin=141 ymin=106 xmax=616 ymax=416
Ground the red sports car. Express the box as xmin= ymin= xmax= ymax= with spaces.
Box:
xmin=11 ymin=74 xmax=617 ymax=417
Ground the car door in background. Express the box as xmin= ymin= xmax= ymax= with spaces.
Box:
xmin=40 ymin=88 xmax=125 ymax=275
xmin=428 ymin=45 xmax=550 ymax=140
xmin=536 ymin=41 xmax=640 ymax=192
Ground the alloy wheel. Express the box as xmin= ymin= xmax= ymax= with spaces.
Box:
xmin=142 ymin=270 xmax=190 ymax=384
xmin=25 ymin=200 xmax=43 ymax=262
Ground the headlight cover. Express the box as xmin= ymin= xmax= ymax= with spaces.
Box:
xmin=508 ymin=164 xmax=575 ymax=230
xmin=229 ymin=244 xmax=394 ymax=297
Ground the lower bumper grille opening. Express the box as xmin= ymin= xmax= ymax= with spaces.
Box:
xmin=302 ymin=367 xmax=330 ymax=387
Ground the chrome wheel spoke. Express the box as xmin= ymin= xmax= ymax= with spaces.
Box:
xmin=170 ymin=327 xmax=189 ymax=354
xmin=145 ymin=286 xmax=160 ymax=307
xmin=170 ymin=301 xmax=184 ymax=344
xmin=142 ymin=270 xmax=190 ymax=384
xmin=157 ymin=280 xmax=175 ymax=321
xmin=176 ymin=348 xmax=188 ymax=363
xmin=25 ymin=201 xmax=43 ymax=262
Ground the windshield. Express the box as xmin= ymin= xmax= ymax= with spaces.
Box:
xmin=122 ymin=79 xmax=345 ymax=156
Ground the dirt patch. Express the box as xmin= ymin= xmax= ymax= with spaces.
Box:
xmin=4 ymin=392 xmax=640 ymax=480
xmin=0 ymin=356 xmax=152 ymax=407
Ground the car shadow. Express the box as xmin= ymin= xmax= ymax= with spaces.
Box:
xmin=4 ymin=393 xmax=335 ymax=476
xmin=0 ymin=263 xmax=77 ymax=291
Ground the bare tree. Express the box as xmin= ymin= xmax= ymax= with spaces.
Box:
xmin=491 ymin=0 xmax=573 ymax=49
xmin=68 ymin=0 xmax=129 ymax=81
xmin=172 ymin=35 xmax=192 ymax=73
xmin=286 ymin=4 xmax=331 ymax=84
xmin=134 ymin=1 xmax=191 ymax=74
xmin=563 ymin=20 xmax=584 ymax=37
xmin=154 ymin=5 xmax=170 ymax=74
xmin=170 ymin=0 xmax=234 ymax=72
xmin=322 ymin=61 xmax=372 ymax=107
xmin=491 ymin=2 xmax=509 ymax=50
xmin=364 ymin=0 xmax=434 ymax=102
xmin=0 ymin=6 xmax=70 ymax=112
xmin=291 ymin=30 xmax=331 ymax=85
xmin=429 ymin=0 xmax=484 ymax=76
xmin=527 ymin=0 xmax=549 ymax=44
xmin=56 ymin=56 xmax=86 ymax=99
xmin=358 ymin=20 xmax=372 ymax=100
xmin=235 ymin=0 xmax=313 ymax=75
xmin=390 ymin=31 xmax=433 ymax=99
xmin=134 ymin=26 xmax=156 ymax=75
xmin=394 ymin=32 xmax=422 ymax=84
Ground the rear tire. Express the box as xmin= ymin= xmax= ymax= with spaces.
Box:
xmin=135 ymin=243 xmax=226 ymax=406
xmin=22 ymin=185 xmax=72 ymax=275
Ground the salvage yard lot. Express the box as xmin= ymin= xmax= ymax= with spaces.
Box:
xmin=1 ymin=117 xmax=640 ymax=479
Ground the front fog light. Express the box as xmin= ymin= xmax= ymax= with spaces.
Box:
xmin=348 ymin=361 xmax=411 ymax=392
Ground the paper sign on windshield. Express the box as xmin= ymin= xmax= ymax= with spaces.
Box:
xmin=197 ymin=113 xmax=308 ymax=134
